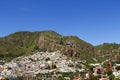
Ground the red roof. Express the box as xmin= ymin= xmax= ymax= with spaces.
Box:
xmin=73 ymin=77 xmax=81 ymax=80
xmin=50 ymin=69 xmax=57 ymax=73
xmin=99 ymin=78 xmax=109 ymax=80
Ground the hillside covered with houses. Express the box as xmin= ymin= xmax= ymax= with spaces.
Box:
xmin=0 ymin=51 xmax=120 ymax=80
xmin=0 ymin=31 xmax=120 ymax=80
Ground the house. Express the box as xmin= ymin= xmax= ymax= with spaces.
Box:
xmin=99 ymin=78 xmax=109 ymax=80
xmin=73 ymin=77 xmax=81 ymax=80
xmin=64 ymin=77 xmax=70 ymax=80
xmin=115 ymin=64 xmax=120 ymax=67
xmin=49 ymin=69 xmax=57 ymax=73
xmin=113 ymin=71 xmax=120 ymax=77
xmin=0 ymin=76 xmax=6 ymax=80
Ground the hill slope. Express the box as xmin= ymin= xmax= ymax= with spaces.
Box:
xmin=0 ymin=30 xmax=95 ymax=62
xmin=1 ymin=30 xmax=120 ymax=63
xmin=95 ymin=43 xmax=120 ymax=63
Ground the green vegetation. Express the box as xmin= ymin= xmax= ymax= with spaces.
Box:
xmin=0 ymin=30 xmax=120 ymax=64
xmin=0 ymin=30 xmax=95 ymax=62
xmin=36 ymin=72 xmax=86 ymax=80
xmin=115 ymin=77 xmax=120 ymax=80
xmin=96 ymin=43 xmax=120 ymax=51
xmin=0 ymin=31 xmax=39 ymax=61
xmin=96 ymin=43 xmax=120 ymax=63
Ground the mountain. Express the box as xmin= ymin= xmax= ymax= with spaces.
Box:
xmin=0 ymin=30 xmax=95 ymax=62
xmin=95 ymin=43 xmax=120 ymax=63
xmin=0 ymin=30 xmax=120 ymax=63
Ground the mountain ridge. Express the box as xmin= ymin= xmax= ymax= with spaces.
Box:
xmin=0 ymin=30 xmax=120 ymax=63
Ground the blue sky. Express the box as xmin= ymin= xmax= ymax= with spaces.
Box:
xmin=0 ymin=0 xmax=120 ymax=45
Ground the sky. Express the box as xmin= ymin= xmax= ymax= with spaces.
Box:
xmin=0 ymin=0 xmax=120 ymax=45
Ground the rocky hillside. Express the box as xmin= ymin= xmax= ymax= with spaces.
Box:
xmin=0 ymin=31 xmax=95 ymax=62
xmin=95 ymin=43 xmax=120 ymax=63
xmin=0 ymin=30 xmax=119 ymax=63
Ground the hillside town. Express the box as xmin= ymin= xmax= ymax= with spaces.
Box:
xmin=0 ymin=51 xmax=120 ymax=80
